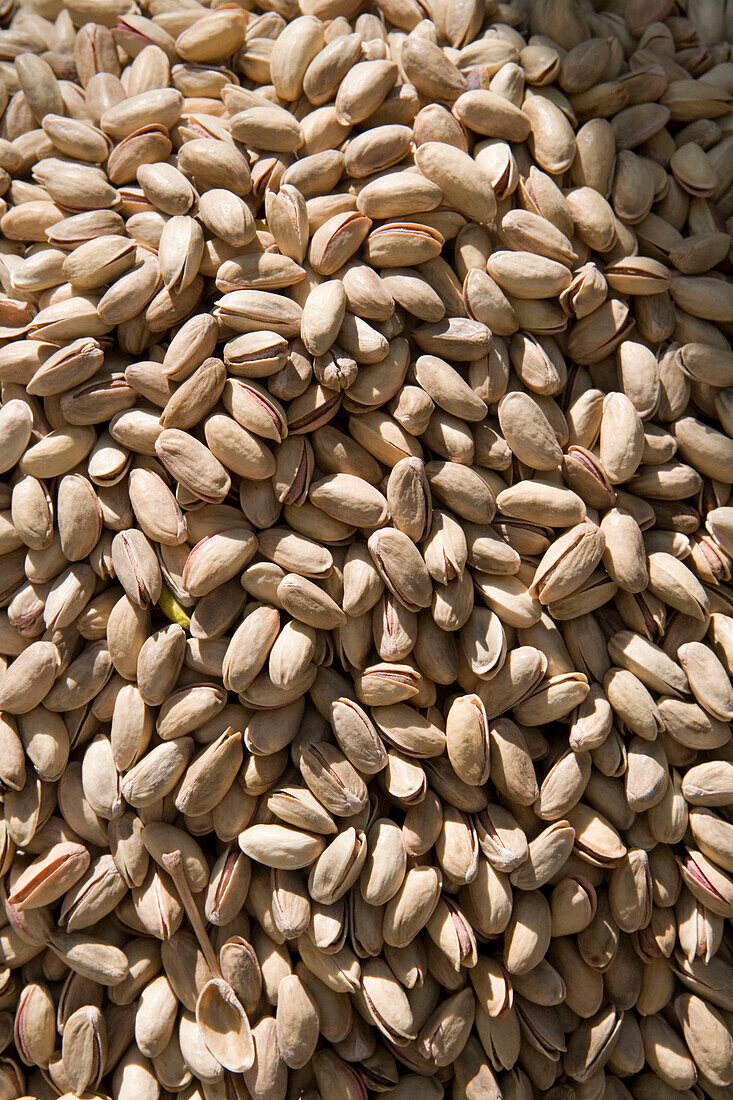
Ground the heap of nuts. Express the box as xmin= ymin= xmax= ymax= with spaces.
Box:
xmin=0 ymin=0 xmax=732 ymax=1097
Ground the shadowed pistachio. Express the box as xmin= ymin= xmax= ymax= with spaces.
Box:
xmin=564 ymin=1003 xmax=623 ymax=1083
xmin=609 ymin=848 xmax=652 ymax=932
xmin=218 ymin=935 xmax=261 ymax=1019
xmin=566 ymin=802 xmax=626 ymax=868
xmin=138 ymin=824 xmax=208 ymax=901
xmin=427 ymin=894 xmax=478 ymax=971
xmin=175 ymin=730 xmax=243 ymax=817
xmin=446 ymin=694 xmax=490 ymax=787
xmin=475 ymin=802 xmax=528 ymax=872
xmin=110 ymin=530 xmax=162 ymax=609
xmin=510 ymin=821 xmax=575 ymax=890
xmin=678 ymin=642 xmax=733 ymax=721
xmin=135 ymin=974 xmax=178 ymax=1060
xmin=223 ymin=604 xmax=280 ymax=694
xmin=0 ymin=641 xmax=59 ymax=715
xmin=415 ymin=142 xmax=495 ymax=226
xmin=550 ymin=875 xmax=597 ymax=936
xmin=13 ymin=982 xmax=55 ymax=1068
xmin=530 ymin=522 xmax=605 ymax=605
xmin=297 ymin=934 xmax=361 ymax=994
xmin=608 ymin=631 xmax=690 ymax=697
xmin=477 ymin=645 xmax=547 ymax=720
xmin=183 ymin=528 xmax=258 ymax=598
xmin=371 ymin=703 xmax=445 ymax=758
xmin=120 ymin=738 xmax=194 ymax=808
xmin=278 ymin=574 xmax=346 ymax=630
xmin=368 ymin=529 xmax=432 ymax=613
xmin=6 ymin=843 xmax=89 ymax=911
xmin=679 ymin=848 xmax=733 ymax=919
xmin=108 ymin=813 xmax=148 ymax=889
xmin=60 ymin=854 xmax=127 ymax=931
xmin=675 ymin=991 xmax=733 ymax=1087
xmin=488 ymin=719 xmax=538 ymax=806
xmin=682 ymin=760 xmax=733 ymax=807
xmin=386 ymin=458 xmax=432 ymax=543
xmin=299 ymin=740 xmax=368 ymax=817
xmin=358 ymin=956 xmax=416 ymax=1044
xmin=239 ymin=825 xmax=324 ymax=870
xmin=359 ymin=817 xmax=406 ymax=907
xmin=604 ymin=669 xmax=663 ymax=741
xmin=536 ymin=745 xmax=592 ymax=819
xmin=155 ymin=428 xmax=231 ymax=504
xmin=308 ymin=826 xmax=366 ymax=905
xmin=154 ymin=681 xmax=227 ymax=741
xmin=0 ymin=714 xmax=25 ymax=792
xmin=329 ymin=697 xmax=387 ymax=775
xmin=267 ymin=786 xmax=336 ymax=836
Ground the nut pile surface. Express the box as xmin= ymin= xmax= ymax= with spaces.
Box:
xmin=1 ymin=0 xmax=733 ymax=1096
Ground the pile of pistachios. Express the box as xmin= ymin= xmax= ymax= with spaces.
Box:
xmin=1 ymin=0 xmax=733 ymax=1096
